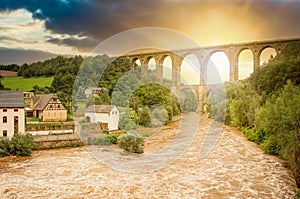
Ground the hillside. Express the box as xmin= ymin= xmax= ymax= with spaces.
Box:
xmin=2 ymin=76 xmax=54 ymax=91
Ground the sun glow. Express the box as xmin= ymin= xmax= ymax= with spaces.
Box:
xmin=207 ymin=52 xmax=230 ymax=84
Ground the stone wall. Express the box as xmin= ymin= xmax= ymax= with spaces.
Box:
xmin=33 ymin=133 xmax=82 ymax=150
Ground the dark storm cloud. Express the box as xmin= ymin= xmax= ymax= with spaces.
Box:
xmin=0 ymin=36 xmax=37 ymax=44
xmin=1 ymin=0 xmax=300 ymax=52
xmin=47 ymin=37 xmax=99 ymax=52
xmin=0 ymin=47 xmax=60 ymax=65
xmin=0 ymin=0 xmax=159 ymax=50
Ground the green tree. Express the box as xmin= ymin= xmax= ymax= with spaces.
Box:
xmin=95 ymin=89 xmax=111 ymax=105
xmin=139 ymin=106 xmax=151 ymax=126
xmin=0 ymin=75 xmax=5 ymax=90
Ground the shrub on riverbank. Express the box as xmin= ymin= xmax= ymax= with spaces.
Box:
xmin=117 ymin=130 xmax=144 ymax=153
xmin=0 ymin=133 xmax=35 ymax=156
xmin=87 ymin=133 xmax=121 ymax=146
xmin=0 ymin=139 xmax=10 ymax=156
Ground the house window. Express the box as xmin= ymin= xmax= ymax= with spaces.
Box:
xmin=14 ymin=109 xmax=18 ymax=112
xmin=3 ymin=109 xmax=7 ymax=112
xmin=3 ymin=130 xmax=7 ymax=137
xmin=3 ymin=116 xmax=7 ymax=123
xmin=58 ymin=105 xmax=60 ymax=108
xmin=53 ymin=98 xmax=57 ymax=102
xmin=14 ymin=116 xmax=18 ymax=133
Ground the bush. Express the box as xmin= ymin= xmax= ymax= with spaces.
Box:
xmin=139 ymin=106 xmax=151 ymax=126
xmin=119 ymin=114 xmax=137 ymax=130
xmin=9 ymin=133 xmax=35 ymax=156
xmin=150 ymin=107 xmax=169 ymax=127
xmin=262 ymin=135 xmax=280 ymax=155
xmin=90 ymin=136 xmax=112 ymax=146
xmin=106 ymin=133 xmax=121 ymax=144
xmin=242 ymin=127 xmax=256 ymax=142
xmin=117 ymin=131 xmax=144 ymax=153
xmin=242 ymin=127 xmax=265 ymax=144
xmin=87 ymin=134 xmax=122 ymax=146
xmin=0 ymin=138 xmax=10 ymax=157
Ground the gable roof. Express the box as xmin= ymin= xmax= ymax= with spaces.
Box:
xmin=33 ymin=93 xmax=59 ymax=110
xmin=86 ymin=105 xmax=116 ymax=113
xmin=0 ymin=90 xmax=24 ymax=108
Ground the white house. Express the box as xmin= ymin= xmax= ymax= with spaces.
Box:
xmin=0 ymin=90 xmax=25 ymax=138
xmin=85 ymin=87 xmax=108 ymax=98
xmin=85 ymin=105 xmax=119 ymax=131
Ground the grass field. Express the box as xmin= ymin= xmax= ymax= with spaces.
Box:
xmin=2 ymin=76 xmax=54 ymax=91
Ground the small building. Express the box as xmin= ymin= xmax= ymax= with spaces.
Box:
xmin=85 ymin=87 xmax=108 ymax=98
xmin=85 ymin=105 xmax=119 ymax=131
xmin=0 ymin=90 xmax=25 ymax=138
xmin=23 ymin=92 xmax=34 ymax=117
xmin=32 ymin=94 xmax=67 ymax=122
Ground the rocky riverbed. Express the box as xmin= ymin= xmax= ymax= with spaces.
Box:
xmin=0 ymin=114 xmax=297 ymax=198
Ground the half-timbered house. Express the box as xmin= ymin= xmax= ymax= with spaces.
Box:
xmin=32 ymin=94 xmax=67 ymax=122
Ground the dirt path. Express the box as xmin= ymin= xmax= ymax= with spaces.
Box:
xmin=0 ymin=114 xmax=297 ymax=198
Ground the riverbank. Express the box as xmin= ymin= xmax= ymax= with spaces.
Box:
xmin=0 ymin=115 xmax=297 ymax=198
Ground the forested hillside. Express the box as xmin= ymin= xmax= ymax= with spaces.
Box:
xmin=208 ymin=41 xmax=300 ymax=188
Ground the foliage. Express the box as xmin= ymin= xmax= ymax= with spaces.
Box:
xmin=139 ymin=106 xmax=151 ymax=126
xmin=150 ymin=106 xmax=169 ymax=127
xmin=207 ymin=84 xmax=227 ymax=122
xmin=106 ymin=133 xmax=122 ymax=144
xmin=249 ymin=41 xmax=300 ymax=96
xmin=128 ymin=83 xmax=180 ymax=127
xmin=9 ymin=133 xmax=35 ymax=156
xmin=0 ymin=138 xmax=10 ymax=157
xmin=17 ymin=56 xmax=83 ymax=78
xmin=98 ymin=58 xmax=131 ymax=94
xmin=261 ymin=135 xmax=280 ymax=155
xmin=0 ymin=64 xmax=19 ymax=72
xmin=206 ymin=41 xmax=300 ymax=188
xmin=229 ymin=82 xmax=261 ymax=128
xmin=117 ymin=130 xmax=144 ymax=153
xmin=0 ymin=75 xmax=5 ymax=90
xmin=88 ymin=136 xmax=112 ymax=146
xmin=177 ymin=88 xmax=198 ymax=112
xmin=119 ymin=114 xmax=137 ymax=130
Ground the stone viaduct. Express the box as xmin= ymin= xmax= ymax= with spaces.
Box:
xmin=123 ymin=38 xmax=300 ymax=87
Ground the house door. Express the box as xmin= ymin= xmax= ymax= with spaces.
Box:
xmin=86 ymin=116 xmax=91 ymax=123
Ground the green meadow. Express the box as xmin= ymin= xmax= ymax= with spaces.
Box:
xmin=2 ymin=76 xmax=54 ymax=91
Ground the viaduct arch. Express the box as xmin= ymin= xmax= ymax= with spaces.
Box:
xmin=123 ymin=38 xmax=300 ymax=86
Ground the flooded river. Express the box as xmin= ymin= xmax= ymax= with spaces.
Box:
xmin=0 ymin=115 xmax=297 ymax=198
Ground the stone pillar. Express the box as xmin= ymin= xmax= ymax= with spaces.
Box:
xmin=139 ymin=56 xmax=148 ymax=76
xmin=229 ymin=53 xmax=238 ymax=81
xmin=171 ymin=55 xmax=183 ymax=87
xmin=253 ymin=50 xmax=260 ymax=72
xmin=156 ymin=57 xmax=164 ymax=81
xmin=198 ymin=56 xmax=207 ymax=86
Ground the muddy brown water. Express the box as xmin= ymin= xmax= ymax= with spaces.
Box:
xmin=0 ymin=114 xmax=297 ymax=198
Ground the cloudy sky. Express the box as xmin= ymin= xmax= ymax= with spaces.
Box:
xmin=0 ymin=0 xmax=300 ymax=65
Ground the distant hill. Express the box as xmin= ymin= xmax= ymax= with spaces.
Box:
xmin=0 ymin=70 xmax=17 ymax=77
